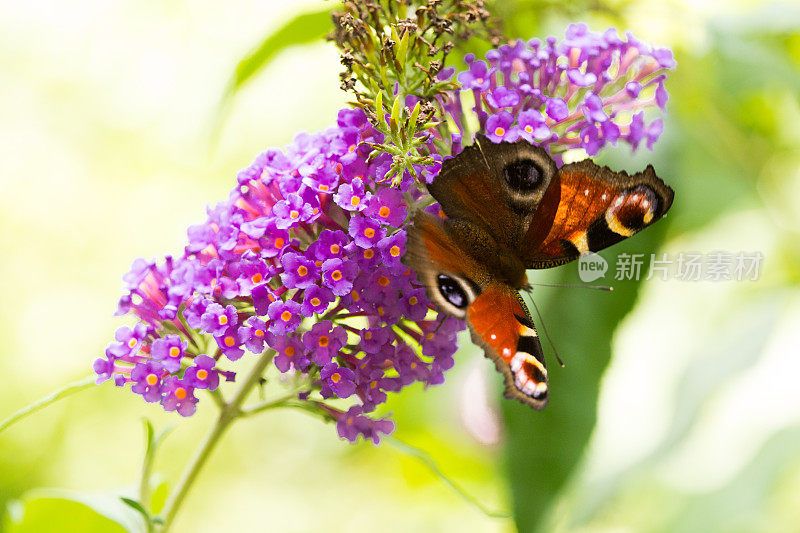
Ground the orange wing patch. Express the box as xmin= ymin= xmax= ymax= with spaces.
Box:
xmin=467 ymin=284 xmax=524 ymax=363
xmin=524 ymin=160 xmax=674 ymax=268
xmin=467 ymin=285 xmax=549 ymax=409
xmin=529 ymin=163 xmax=617 ymax=261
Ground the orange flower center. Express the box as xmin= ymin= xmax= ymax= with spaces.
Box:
xmin=128 ymin=338 xmax=137 ymax=348
xmin=146 ymin=374 xmax=158 ymax=386
xmin=297 ymin=265 xmax=308 ymax=276
xmin=494 ymin=127 xmax=505 ymax=137
xmin=363 ymin=228 xmax=375 ymax=238
xmin=175 ymin=387 xmax=187 ymax=400
xmin=251 ymin=273 xmax=263 ymax=284
xmin=281 ymin=310 xmax=292 ymax=322
xmin=169 ymin=346 xmax=180 ymax=358
xmin=318 ymin=336 xmax=330 ymax=347
xmin=330 ymin=244 xmax=340 ymax=254
xmin=290 ymin=210 xmax=300 ymax=219
xmin=409 ymin=296 xmax=418 ymax=305
xmin=378 ymin=206 xmax=390 ymax=218
xmin=255 ymin=329 xmax=264 ymax=337
xmin=351 ymin=290 xmax=360 ymax=302
xmin=310 ymin=297 xmax=321 ymax=306
xmin=197 ymin=369 xmax=208 ymax=380
xmin=331 ymin=372 xmax=341 ymax=383
xmin=378 ymin=276 xmax=389 ymax=287
xmin=285 ymin=346 xmax=295 ymax=357
xmin=390 ymin=245 xmax=401 ymax=257
xmin=363 ymin=249 xmax=374 ymax=259
xmin=274 ymin=237 xmax=285 ymax=248
xmin=331 ymin=270 xmax=342 ymax=281
xmin=350 ymin=196 xmax=360 ymax=206
xmin=524 ymin=125 xmax=533 ymax=133
xmin=224 ymin=336 xmax=235 ymax=347
xmin=218 ymin=315 xmax=228 ymax=326
xmin=320 ymin=184 xmax=329 ymax=191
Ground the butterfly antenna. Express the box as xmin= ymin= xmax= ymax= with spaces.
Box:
xmin=526 ymin=294 xmax=565 ymax=367
xmin=473 ymin=136 xmax=492 ymax=171
xmin=528 ymin=281 xmax=614 ymax=291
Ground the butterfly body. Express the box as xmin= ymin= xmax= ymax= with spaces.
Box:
xmin=404 ymin=135 xmax=674 ymax=409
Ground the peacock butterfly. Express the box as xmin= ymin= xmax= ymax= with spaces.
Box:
xmin=403 ymin=135 xmax=674 ymax=409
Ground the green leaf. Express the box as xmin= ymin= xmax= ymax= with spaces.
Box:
xmin=502 ymin=225 xmax=669 ymax=533
xmin=374 ymin=91 xmax=384 ymax=125
xmin=120 ymin=498 xmax=153 ymax=532
xmin=213 ymin=7 xmax=332 ymax=137
xmin=227 ymin=8 xmax=331 ymax=95
xmin=0 ymin=376 xmax=95 ymax=434
xmin=142 ymin=419 xmax=155 ymax=455
xmin=390 ymin=95 xmax=402 ymax=133
xmin=664 ymin=424 xmax=800 ymax=532
xmin=567 ymin=292 xmax=786 ymax=527
xmin=409 ymin=101 xmax=421 ymax=128
xmin=139 ymin=419 xmax=174 ymax=513
xmin=120 ymin=497 xmax=148 ymax=518
xmin=396 ymin=31 xmax=410 ymax=67
xmin=148 ymin=481 xmax=168 ymax=516
xmin=386 ymin=437 xmax=511 ymax=519
xmin=3 ymin=489 xmax=146 ymax=533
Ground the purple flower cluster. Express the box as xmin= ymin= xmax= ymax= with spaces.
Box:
xmin=437 ymin=23 xmax=675 ymax=159
xmin=97 ymin=23 xmax=672 ymax=443
xmin=94 ymin=108 xmax=464 ymax=442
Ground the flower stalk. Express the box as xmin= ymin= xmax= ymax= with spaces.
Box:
xmin=159 ymin=350 xmax=276 ymax=531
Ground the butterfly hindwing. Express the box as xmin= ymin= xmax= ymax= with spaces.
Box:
xmin=404 ymin=211 xmax=488 ymax=319
xmin=523 ymin=160 xmax=674 ymax=268
xmin=467 ymin=285 xmax=549 ymax=409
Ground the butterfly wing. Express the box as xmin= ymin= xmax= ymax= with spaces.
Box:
xmin=522 ymin=159 xmax=675 ymax=268
xmin=467 ymin=284 xmax=549 ymax=409
xmin=404 ymin=211 xmax=549 ymax=409
xmin=427 ymin=135 xmax=674 ymax=270
xmin=427 ymin=135 xmax=558 ymax=249
xmin=408 ymin=137 xmax=675 ymax=410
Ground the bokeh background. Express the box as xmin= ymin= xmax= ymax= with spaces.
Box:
xmin=1 ymin=0 xmax=799 ymax=531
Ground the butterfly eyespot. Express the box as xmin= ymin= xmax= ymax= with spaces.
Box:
xmin=436 ymin=274 xmax=468 ymax=310
xmin=608 ymin=185 xmax=659 ymax=231
xmin=503 ymin=159 xmax=543 ymax=192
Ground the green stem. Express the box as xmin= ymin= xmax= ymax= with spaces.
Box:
xmin=158 ymin=350 xmax=275 ymax=531
xmin=139 ymin=429 xmax=154 ymax=509
xmin=240 ymin=391 xmax=302 ymax=417
xmin=0 ymin=375 xmax=95 ymax=434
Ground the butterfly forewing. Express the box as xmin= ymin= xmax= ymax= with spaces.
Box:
xmin=523 ymin=160 xmax=674 ymax=268
xmin=427 ymin=135 xmax=557 ymax=250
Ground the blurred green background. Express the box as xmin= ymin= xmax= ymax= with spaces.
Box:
xmin=1 ymin=0 xmax=799 ymax=531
